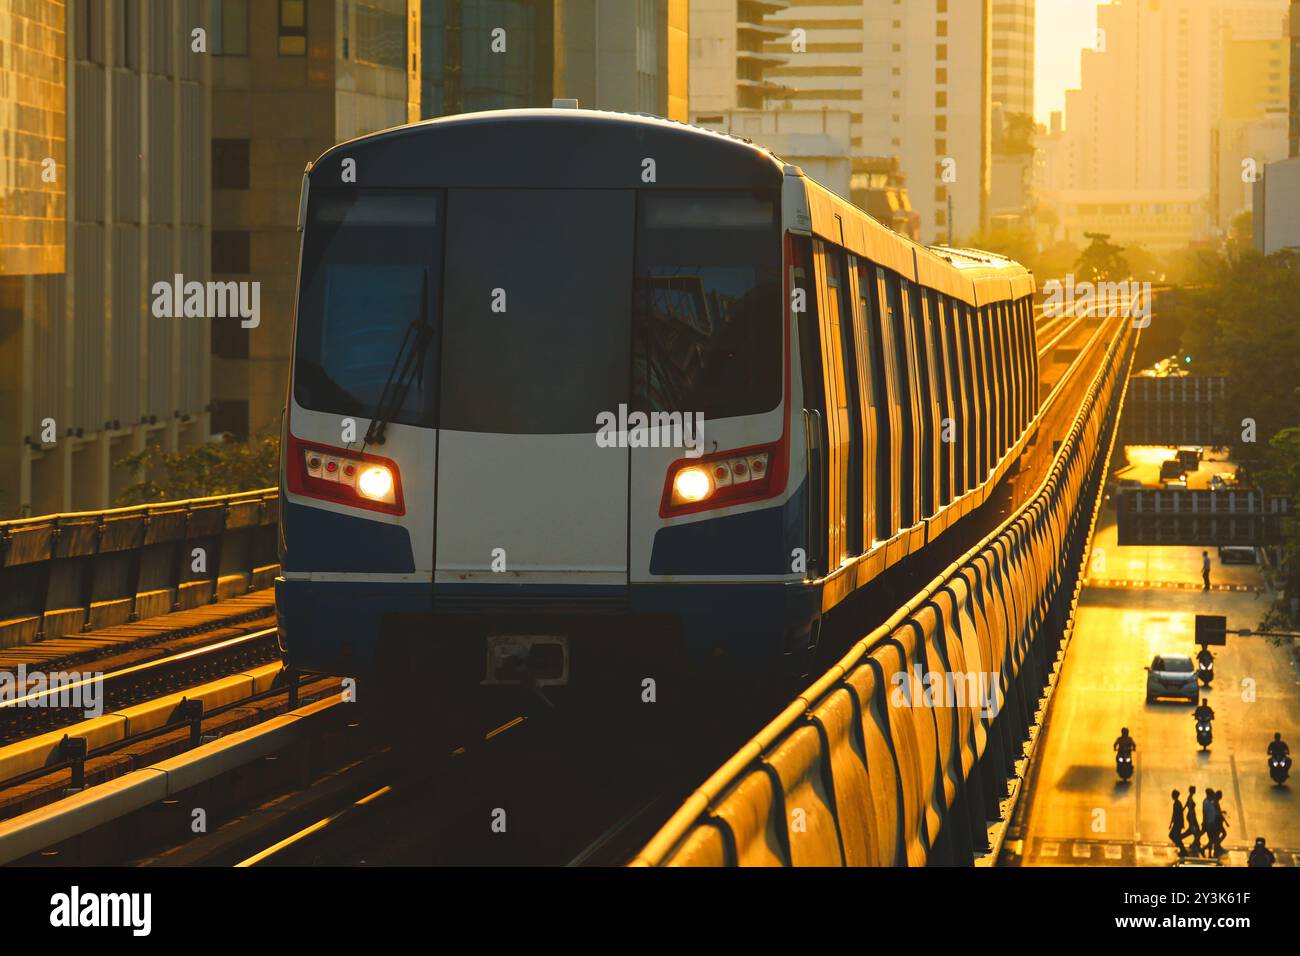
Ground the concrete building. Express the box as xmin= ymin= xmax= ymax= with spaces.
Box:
xmin=991 ymin=0 xmax=1033 ymax=118
xmin=1292 ymin=0 xmax=1300 ymax=155
xmin=1044 ymin=0 xmax=1289 ymax=250
xmin=420 ymin=0 xmax=687 ymax=119
xmin=1052 ymin=189 xmax=1209 ymax=254
xmin=765 ymin=0 xmax=991 ymax=245
xmin=1254 ymin=154 xmax=1300 ymax=250
xmin=1 ymin=0 xmax=213 ymax=518
xmin=693 ymin=107 xmax=852 ymax=195
xmin=210 ymin=0 xmax=418 ymax=441
xmin=688 ymin=0 xmax=788 ymax=117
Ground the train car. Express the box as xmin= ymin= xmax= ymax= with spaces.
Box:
xmin=276 ymin=106 xmax=1036 ymax=712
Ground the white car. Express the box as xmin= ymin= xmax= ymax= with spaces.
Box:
xmin=1146 ymin=654 xmax=1198 ymax=704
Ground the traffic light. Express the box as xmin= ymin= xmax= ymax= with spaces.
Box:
xmin=1183 ymin=354 xmax=1192 ymax=365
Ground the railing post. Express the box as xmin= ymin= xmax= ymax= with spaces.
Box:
xmin=179 ymin=697 xmax=205 ymax=747
xmin=60 ymin=735 xmax=87 ymax=792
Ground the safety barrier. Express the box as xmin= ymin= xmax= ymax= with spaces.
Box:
xmin=632 ymin=316 xmax=1136 ymax=867
xmin=0 ymin=490 xmax=279 ymax=649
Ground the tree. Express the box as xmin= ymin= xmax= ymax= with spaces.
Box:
xmin=116 ymin=431 xmax=279 ymax=505
xmin=1074 ymin=232 xmax=1130 ymax=282
xmin=962 ymin=225 xmax=1038 ymax=272
xmin=1258 ymin=426 xmax=1300 ymax=627
xmin=1179 ymin=250 xmax=1300 ymax=459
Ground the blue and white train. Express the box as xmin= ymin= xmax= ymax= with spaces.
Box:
xmin=276 ymin=107 xmax=1037 ymax=705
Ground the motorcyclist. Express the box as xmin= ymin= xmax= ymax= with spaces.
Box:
xmin=1247 ymin=837 xmax=1276 ymax=867
xmin=1196 ymin=646 xmax=1214 ymax=669
xmin=1268 ymin=733 xmax=1290 ymax=761
xmin=1114 ymin=727 xmax=1136 ymax=755
xmin=1193 ymin=699 xmax=1214 ymax=724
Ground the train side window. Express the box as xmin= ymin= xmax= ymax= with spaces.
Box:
xmin=1022 ymin=298 xmax=1038 ymax=420
xmin=906 ymin=280 xmax=936 ymax=520
xmin=881 ymin=269 xmax=914 ymax=528
xmin=1004 ymin=301 xmax=1023 ymax=439
xmin=1015 ymin=299 xmax=1030 ymax=431
xmin=827 ymin=247 xmax=864 ymax=557
xmin=791 ymin=237 xmax=827 ymax=577
xmin=992 ymin=302 xmax=1010 ymax=451
xmin=1000 ymin=302 xmax=1016 ymax=451
xmin=968 ymin=303 xmax=991 ymax=483
xmin=858 ymin=260 xmax=892 ymax=542
xmin=928 ymin=290 xmax=953 ymax=507
xmin=981 ymin=304 xmax=1003 ymax=465
xmin=951 ymin=295 xmax=972 ymax=496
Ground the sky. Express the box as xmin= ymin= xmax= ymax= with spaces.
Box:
xmin=1034 ymin=0 xmax=1107 ymax=125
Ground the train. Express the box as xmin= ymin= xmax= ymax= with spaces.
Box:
xmin=275 ymin=106 xmax=1037 ymax=716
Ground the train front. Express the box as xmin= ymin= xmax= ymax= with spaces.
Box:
xmin=276 ymin=109 xmax=812 ymax=715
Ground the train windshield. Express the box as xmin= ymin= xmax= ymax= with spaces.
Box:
xmin=293 ymin=187 xmax=782 ymax=433
xmin=293 ymin=189 xmax=442 ymax=427
xmin=633 ymin=192 xmax=782 ymax=420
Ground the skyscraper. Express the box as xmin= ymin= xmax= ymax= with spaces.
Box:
xmin=1 ymin=0 xmax=212 ymax=517
xmin=991 ymin=0 xmax=1033 ymax=118
xmin=688 ymin=0 xmax=789 ymax=116
xmin=766 ymin=0 xmax=991 ymax=244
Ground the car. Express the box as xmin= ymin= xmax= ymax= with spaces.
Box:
xmin=1116 ymin=478 xmax=1143 ymax=493
xmin=1159 ymin=459 xmax=1185 ymax=481
xmin=1176 ymin=446 xmax=1202 ymax=471
xmin=1217 ymin=545 xmax=1256 ymax=565
xmin=1161 ymin=477 xmax=1187 ymax=490
xmin=1146 ymin=653 xmax=1198 ymax=703
xmin=1208 ymin=473 xmax=1239 ymax=492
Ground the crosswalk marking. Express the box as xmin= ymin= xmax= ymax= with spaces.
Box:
xmin=1084 ymin=578 xmax=1263 ymax=593
xmin=1027 ymin=838 xmax=1296 ymax=866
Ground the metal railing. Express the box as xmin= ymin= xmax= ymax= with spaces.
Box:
xmin=0 ymin=490 xmax=279 ymax=649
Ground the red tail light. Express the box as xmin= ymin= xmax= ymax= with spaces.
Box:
xmin=285 ymin=434 xmax=405 ymax=516
xmin=659 ymin=441 xmax=786 ymax=518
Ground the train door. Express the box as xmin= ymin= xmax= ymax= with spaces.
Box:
xmin=434 ymin=188 xmax=635 ymax=589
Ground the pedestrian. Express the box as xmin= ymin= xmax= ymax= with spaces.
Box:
xmin=1201 ymin=550 xmax=1211 ymax=591
xmin=1169 ymin=789 xmax=1186 ymax=855
xmin=1202 ymin=790 xmax=1221 ymax=855
xmin=1184 ymin=785 xmax=1202 ymax=857
xmin=1213 ymin=789 xmax=1230 ymax=855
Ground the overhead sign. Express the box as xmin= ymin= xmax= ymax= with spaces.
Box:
xmin=1195 ymin=614 xmax=1228 ymax=646
xmin=1117 ymin=489 xmax=1291 ymax=545
xmin=1119 ymin=376 xmax=1228 ymax=445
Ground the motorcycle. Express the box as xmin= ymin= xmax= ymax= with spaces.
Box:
xmin=1116 ymin=751 xmax=1134 ymax=781
xmin=1196 ymin=721 xmax=1213 ymax=750
xmin=1270 ymin=755 xmax=1292 ymax=785
xmin=1196 ymin=659 xmax=1214 ymax=687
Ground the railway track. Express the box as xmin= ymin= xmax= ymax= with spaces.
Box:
xmin=0 ymin=303 xmax=1127 ymax=868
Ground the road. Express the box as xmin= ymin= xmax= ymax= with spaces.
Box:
xmin=1010 ymin=487 xmax=1300 ymax=867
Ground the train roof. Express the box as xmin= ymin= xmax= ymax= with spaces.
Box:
xmin=308 ymin=108 xmax=1033 ymax=305
xmin=308 ymin=107 xmax=786 ymax=191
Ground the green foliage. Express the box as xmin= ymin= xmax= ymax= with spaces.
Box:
xmin=1074 ymin=232 xmax=1130 ymax=282
xmin=1260 ymin=426 xmax=1300 ymax=614
xmin=115 ymin=431 xmax=279 ymax=505
xmin=1179 ymin=250 xmax=1300 ymax=458
xmin=996 ymin=112 xmax=1038 ymax=156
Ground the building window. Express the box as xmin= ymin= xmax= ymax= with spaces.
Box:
xmin=936 ymin=68 xmax=947 ymax=84
xmin=212 ymin=139 xmax=251 ymax=189
xmin=935 ymin=139 xmax=946 ymax=154
xmin=210 ymin=400 xmax=250 ymax=439
xmin=279 ymin=0 xmax=307 ymax=56
xmin=937 ymin=21 xmax=948 ymax=37
xmin=354 ymin=1 xmax=406 ymax=69
xmin=935 ymin=209 xmax=947 ymax=226
xmin=212 ymin=231 xmax=251 ymax=274
xmin=212 ymin=320 xmax=251 ymax=360
xmin=936 ymin=44 xmax=947 ymax=60
xmin=213 ymin=0 xmax=249 ymax=55
xmin=935 ymin=115 xmax=947 ymax=131
xmin=937 ymin=0 xmax=948 ymax=10
xmin=936 ymin=91 xmax=947 ymax=107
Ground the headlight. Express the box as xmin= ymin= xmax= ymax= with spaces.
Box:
xmin=357 ymin=465 xmax=395 ymax=503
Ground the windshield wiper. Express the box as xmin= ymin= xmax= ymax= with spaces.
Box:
xmin=362 ymin=270 xmax=432 ymax=448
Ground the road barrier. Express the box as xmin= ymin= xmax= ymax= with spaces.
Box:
xmin=633 ymin=315 xmax=1135 ymax=867
xmin=0 ymin=490 xmax=279 ymax=649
